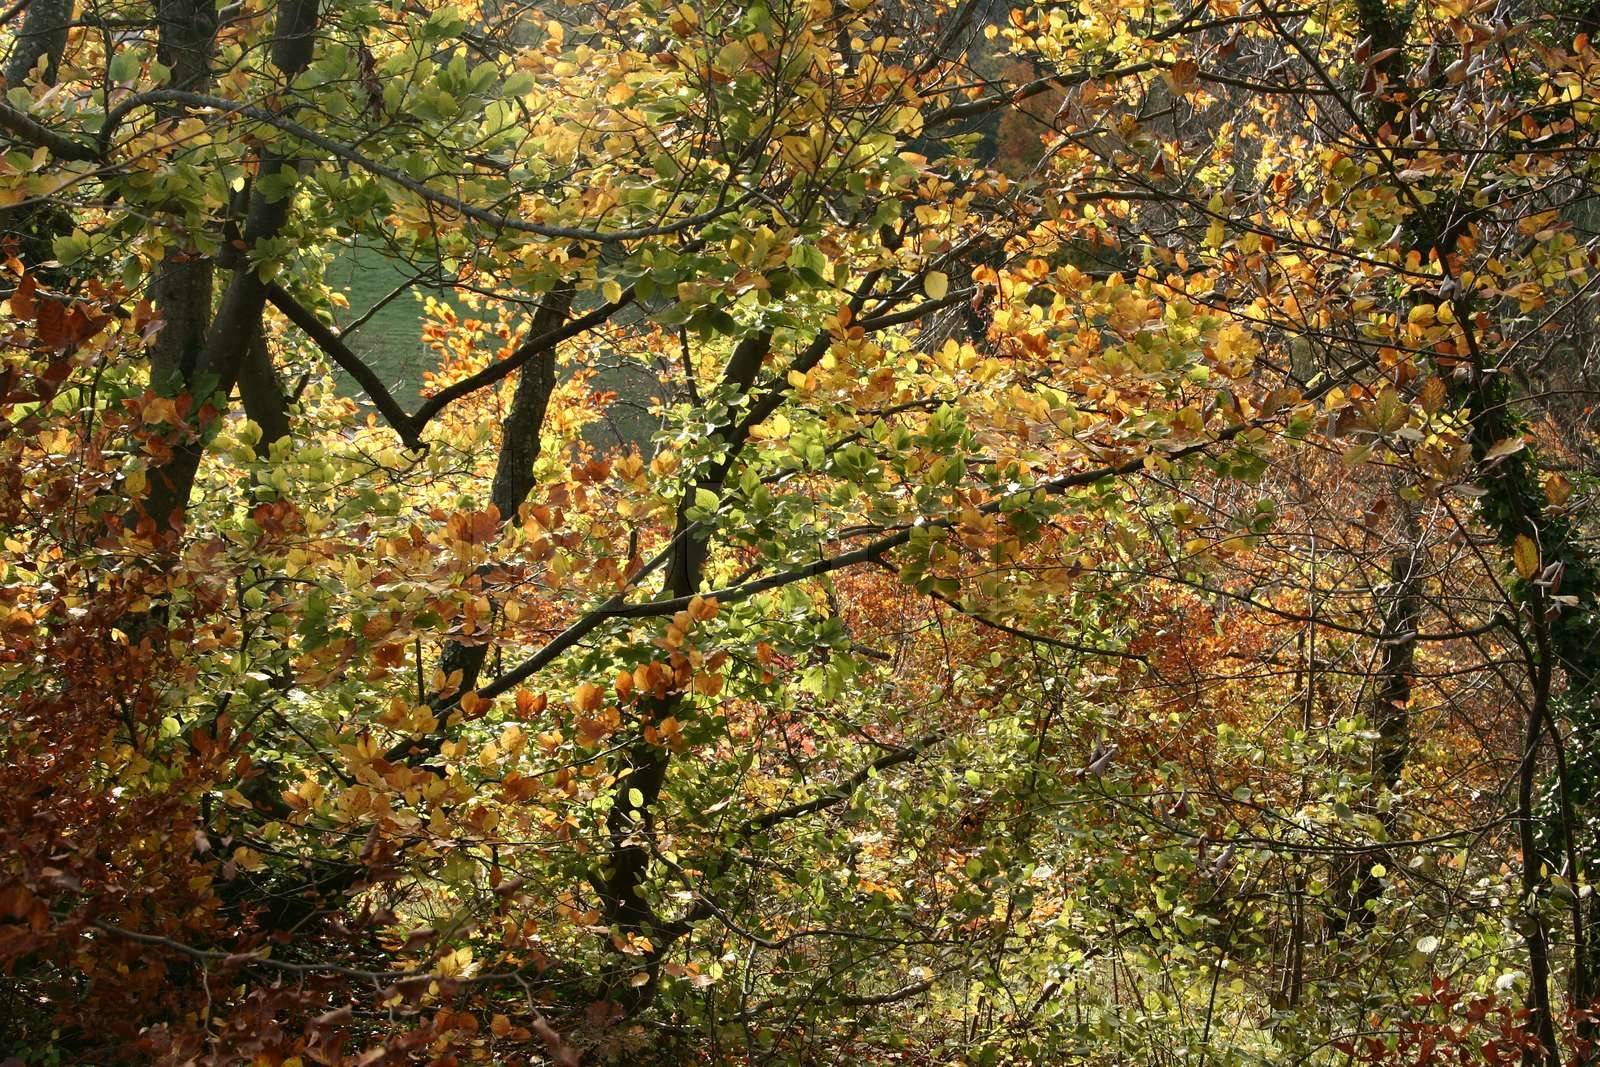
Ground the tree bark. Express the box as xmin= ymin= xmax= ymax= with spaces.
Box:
xmin=2 ymin=0 xmax=71 ymax=88
xmin=590 ymin=331 xmax=771 ymax=1013
xmin=136 ymin=0 xmax=320 ymax=530
xmin=147 ymin=0 xmax=220 ymax=391
xmin=237 ymin=330 xmax=291 ymax=456
xmin=1336 ymin=495 xmax=1423 ymax=932
xmin=434 ymin=285 xmax=576 ymax=697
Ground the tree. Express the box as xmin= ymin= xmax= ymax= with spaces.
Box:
xmin=0 ymin=0 xmax=1597 ymax=1062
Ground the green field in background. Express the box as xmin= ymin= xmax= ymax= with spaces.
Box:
xmin=323 ymin=243 xmax=454 ymax=406
xmin=326 ymin=244 xmax=660 ymax=450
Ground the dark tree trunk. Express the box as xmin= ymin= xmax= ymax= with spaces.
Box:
xmin=435 ymin=285 xmax=577 ymax=696
xmin=590 ymin=331 xmax=772 ymax=1013
xmin=147 ymin=0 xmax=221 ymax=391
xmin=3 ymin=0 xmax=71 ymax=87
xmin=136 ymin=0 xmax=320 ymax=529
xmin=237 ymin=330 xmax=291 ymax=455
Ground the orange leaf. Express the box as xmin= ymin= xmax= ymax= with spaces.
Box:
xmin=574 ymin=681 xmax=604 ymax=712
xmin=10 ymin=272 xmax=35 ymax=319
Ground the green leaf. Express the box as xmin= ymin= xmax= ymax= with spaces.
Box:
xmin=423 ymin=8 xmax=467 ymax=39
xmin=256 ymin=168 xmax=299 ymax=204
xmin=109 ymin=51 xmax=142 ymax=84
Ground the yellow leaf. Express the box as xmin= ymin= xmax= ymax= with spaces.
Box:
xmin=602 ymin=278 xmax=623 ymax=304
xmin=752 ymin=411 xmax=790 ymax=440
xmin=1484 ymin=436 xmax=1525 ymax=462
xmin=1419 ymin=377 xmax=1447 ymax=414
xmin=924 ymin=271 xmax=949 ymax=301
xmin=436 ymin=946 xmax=473 ymax=977
xmin=1513 ymin=534 xmax=1539 ymax=580
xmin=574 ymin=681 xmax=604 ymax=712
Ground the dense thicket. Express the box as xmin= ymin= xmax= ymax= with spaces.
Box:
xmin=1 ymin=0 xmax=1598 ymax=1062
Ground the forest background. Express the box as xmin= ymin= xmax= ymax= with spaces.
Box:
xmin=0 ymin=0 xmax=1598 ymax=1064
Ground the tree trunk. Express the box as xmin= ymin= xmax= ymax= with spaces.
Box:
xmin=435 ymin=284 xmax=576 ymax=696
xmin=147 ymin=0 xmax=220 ymax=391
xmin=136 ymin=0 xmax=320 ymax=530
xmin=1334 ymin=497 xmax=1423 ymax=934
xmin=237 ymin=330 xmax=291 ymax=455
xmin=590 ymin=332 xmax=771 ymax=1013
xmin=2 ymin=0 xmax=71 ymax=87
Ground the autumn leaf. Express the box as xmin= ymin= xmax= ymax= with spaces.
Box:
xmin=1513 ymin=534 xmax=1540 ymax=580
xmin=4 ymin=0 xmax=1598 ymax=1058
xmin=574 ymin=681 xmax=605 ymax=712
xmin=9 ymin=272 xmax=36 ymax=319
xmin=1483 ymin=437 xmax=1526 ymax=463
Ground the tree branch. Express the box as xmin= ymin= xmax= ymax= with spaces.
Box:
xmin=0 ymin=98 xmax=97 ymax=160
xmin=742 ymin=732 xmax=944 ymax=833
xmin=100 ymin=91 xmax=756 ymax=243
xmin=411 ymin=286 xmax=635 ymax=428
xmin=868 ymin=557 xmax=1145 ymax=663
xmin=265 ymin=282 xmax=422 ymax=450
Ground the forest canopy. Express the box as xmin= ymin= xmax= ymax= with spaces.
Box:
xmin=1 ymin=0 xmax=1599 ymax=1062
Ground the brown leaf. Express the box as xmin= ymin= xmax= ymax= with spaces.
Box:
xmin=315 ymin=1004 xmax=354 ymax=1027
xmin=9 ymin=273 xmax=35 ymax=320
xmin=35 ymin=299 xmax=107 ymax=349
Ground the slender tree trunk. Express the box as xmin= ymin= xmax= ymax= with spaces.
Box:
xmin=1334 ymin=509 xmax=1423 ymax=933
xmin=435 ymin=284 xmax=575 ymax=696
xmin=237 ymin=330 xmax=291 ymax=455
xmin=590 ymin=332 xmax=771 ymax=1013
xmin=1521 ymin=598 xmax=1563 ymax=1067
xmin=0 ymin=0 xmax=74 ymax=274
xmin=1373 ymin=500 xmax=1423 ymax=814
